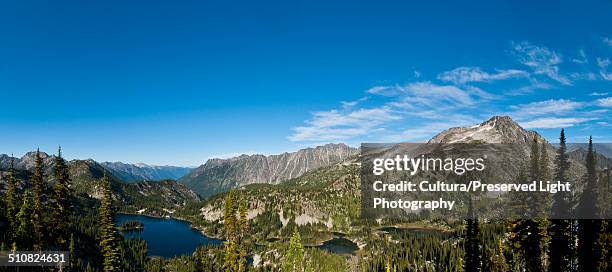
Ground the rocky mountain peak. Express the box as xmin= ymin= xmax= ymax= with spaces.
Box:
xmin=429 ymin=116 xmax=543 ymax=144
xmin=480 ymin=115 xmax=516 ymax=127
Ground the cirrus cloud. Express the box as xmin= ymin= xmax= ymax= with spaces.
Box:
xmin=511 ymin=41 xmax=571 ymax=85
xmin=520 ymin=117 xmax=595 ymax=129
xmin=437 ymin=67 xmax=528 ymax=85
xmin=596 ymin=97 xmax=612 ymax=107
xmin=509 ymin=99 xmax=584 ymax=118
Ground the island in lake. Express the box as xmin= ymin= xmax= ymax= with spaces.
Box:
xmin=120 ymin=220 xmax=145 ymax=231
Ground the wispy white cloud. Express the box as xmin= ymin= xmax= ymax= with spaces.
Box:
xmin=520 ymin=117 xmax=594 ymax=129
xmin=371 ymin=81 xmax=495 ymax=108
xmin=590 ymin=92 xmax=609 ymax=96
xmin=596 ymin=97 xmax=612 ymax=107
xmin=366 ymin=85 xmax=399 ymax=96
xmin=597 ymin=57 xmax=612 ymax=80
xmin=603 ymin=37 xmax=612 ymax=47
xmin=505 ymin=81 xmax=553 ymax=96
xmin=341 ymin=96 xmax=368 ymax=109
xmin=569 ymin=72 xmax=597 ymax=80
xmin=571 ymin=49 xmax=588 ymax=64
xmin=288 ymin=106 xmax=401 ymax=142
xmin=509 ymin=99 xmax=584 ymax=118
xmin=511 ymin=41 xmax=571 ymax=85
xmin=437 ymin=66 xmax=528 ymax=85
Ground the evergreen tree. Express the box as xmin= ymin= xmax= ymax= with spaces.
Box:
xmin=549 ymin=129 xmax=573 ymax=272
xmin=30 ymin=149 xmax=45 ymax=250
xmin=223 ymin=190 xmax=239 ymax=272
xmin=519 ymin=139 xmax=545 ymax=272
xmin=577 ymin=137 xmax=601 ymax=272
xmin=5 ymin=155 xmax=18 ymax=241
xmin=98 ymin=173 xmax=121 ymax=271
xmin=15 ymin=190 xmax=32 ymax=250
xmin=283 ymin=230 xmax=304 ymax=272
xmin=237 ymin=195 xmax=248 ymax=272
xmin=577 ymin=137 xmax=598 ymax=218
xmin=51 ymin=146 xmax=73 ymax=249
xmin=464 ymin=199 xmax=481 ymax=272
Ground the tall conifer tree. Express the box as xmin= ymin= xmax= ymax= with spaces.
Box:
xmin=30 ymin=149 xmax=45 ymax=250
xmin=5 ymin=155 xmax=18 ymax=241
xmin=223 ymin=190 xmax=239 ymax=272
xmin=98 ymin=173 xmax=121 ymax=271
xmin=577 ymin=137 xmax=600 ymax=272
xmin=549 ymin=129 xmax=573 ymax=272
xmin=283 ymin=230 xmax=304 ymax=272
xmin=51 ymin=146 xmax=72 ymax=249
xmin=521 ymin=139 xmax=544 ymax=272
xmin=237 ymin=196 xmax=248 ymax=272
xmin=15 ymin=190 xmax=32 ymax=250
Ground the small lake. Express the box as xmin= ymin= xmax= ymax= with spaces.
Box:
xmin=116 ymin=214 xmax=224 ymax=258
xmin=312 ymin=237 xmax=359 ymax=255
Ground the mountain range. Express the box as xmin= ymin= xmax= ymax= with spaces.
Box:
xmin=0 ymin=153 xmax=193 ymax=183
xmin=100 ymin=162 xmax=193 ymax=182
xmin=0 ymin=153 xmax=200 ymax=217
xmin=179 ymin=143 xmax=358 ymax=198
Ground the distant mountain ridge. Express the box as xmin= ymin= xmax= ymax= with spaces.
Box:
xmin=100 ymin=161 xmax=193 ymax=182
xmin=0 ymin=153 xmax=192 ymax=182
xmin=0 ymin=152 xmax=200 ymax=216
xmin=179 ymin=143 xmax=357 ymax=198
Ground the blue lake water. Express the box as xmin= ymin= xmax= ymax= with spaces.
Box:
xmin=116 ymin=214 xmax=224 ymax=258
xmin=310 ymin=237 xmax=359 ymax=255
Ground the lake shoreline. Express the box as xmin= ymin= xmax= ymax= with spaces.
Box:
xmin=116 ymin=211 xmax=220 ymax=238
xmin=116 ymin=212 xmax=361 ymax=255
xmin=116 ymin=213 xmax=224 ymax=258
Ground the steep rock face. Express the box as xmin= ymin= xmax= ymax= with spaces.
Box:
xmin=429 ymin=116 xmax=544 ymax=144
xmin=180 ymin=143 xmax=357 ymax=198
xmin=100 ymin=162 xmax=193 ymax=182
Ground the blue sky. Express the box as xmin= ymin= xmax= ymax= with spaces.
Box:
xmin=0 ymin=0 xmax=611 ymax=166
